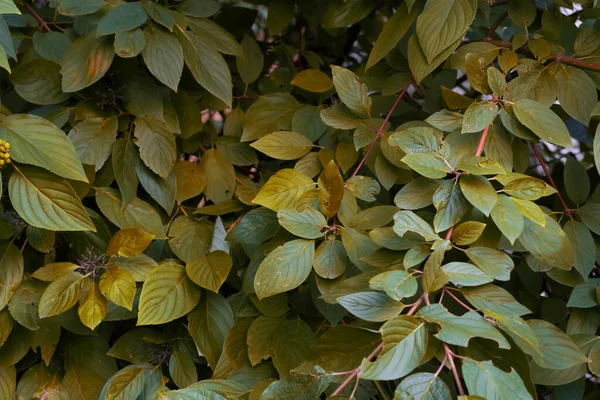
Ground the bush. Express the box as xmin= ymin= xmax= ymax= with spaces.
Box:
xmin=0 ymin=0 xmax=600 ymax=398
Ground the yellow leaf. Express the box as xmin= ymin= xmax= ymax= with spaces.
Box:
xmin=106 ymin=228 xmax=155 ymax=258
xmin=252 ymin=169 xmax=316 ymax=211
xmin=99 ymin=266 xmax=137 ymax=311
xmin=78 ymin=282 xmax=107 ymax=330
xmin=318 ymin=161 xmax=344 ymax=219
xmin=290 ymin=69 xmax=333 ymax=93
xmin=173 ymin=160 xmax=206 ymax=203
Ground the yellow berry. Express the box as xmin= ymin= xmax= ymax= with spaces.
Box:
xmin=0 ymin=159 xmax=4 ymax=166
xmin=0 ymin=147 xmax=5 ymax=152
xmin=4 ymin=143 xmax=10 ymax=149
xmin=5 ymin=159 xmax=10 ymax=164
xmin=3 ymin=153 xmax=9 ymax=159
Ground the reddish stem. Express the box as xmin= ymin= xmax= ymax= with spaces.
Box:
xmin=475 ymin=125 xmax=490 ymax=157
xmin=443 ymin=287 xmax=474 ymax=312
xmin=530 ymin=143 xmax=573 ymax=219
xmin=351 ymin=77 xmax=414 ymax=177
xmin=330 ymin=295 xmax=424 ymax=396
xmin=445 ymin=343 xmax=466 ymax=395
xmin=24 ymin=3 xmax=51 ymax=32
xmin=444 ymin=226 xmax=454 ymax=241
xmin=484 ymin=11 xmax=508 ymax=39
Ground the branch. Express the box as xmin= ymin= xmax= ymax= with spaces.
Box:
xmin=330 ymin=295 xmax=424 ymax=397
xmin=484 ymin=11 xmax=508 ymax=40
xmin=530 ymin=143 xmax=573 ymax=219
xmin=352 ymin=77 xmax=414 ymax=177
xmin=23 ymin=2 xmax=51 ymax=32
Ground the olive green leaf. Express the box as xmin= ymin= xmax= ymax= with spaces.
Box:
xmin=442 ymin=262 xmax=494 ymax=287
xmin=452 ymin=221 xmax=486 ymax=245
xmin=253 ymin=169 xmax=316 ymax=211
xmin=557 ymin=66 xmax=597 ymax=126
xmin=96 ymin=2 xmax=148 ymax=36
xmin=10 ymin=59 xmax=70 ymax=105
xmin=38 ymin=272 xmax=87 ymax=318
xmin=143 ymin=24 xmax=183 ymax=92
xmin=114 ymin=29 xmax=146 ymax=58
xmin=277 ymin=207 xmax=327 ymax=239
xmin=369 ymin=270 xmax=418 ymax=301
xmin=69 ymin=116 xmax=119 ymax=171
xmin=491 ymin=194 xmax=524 ymax=244
xmin=337 ymin=291 xmax=405 ymax=322
xmin=236 ymin=34 xmax=264 ymax=85
xmin=251 ymin=131 xmax=313 ymax=160
xmin=564 ymin=155 xmax=590 ymax=205
xmin=460 ymin=174 xmax=498 ymax=216
xmin=513 ymin=100 xmax=572 ymax=147
xmin=9 ymin=166 xmax=94 ymax=232
xmin=137 ymin=262 xmax=201 ymax=325
xmin=520 ymin=216 xmax=575 ymax=270
xmin=462 ymin=102 xmax=498 ymax=134
xmin=330 ymin=65 xmax=371 ymax=117
xmin=394 ymin=372 xmax=452 ymax=400
xmin=465 ymin=247 xmax=514 ymax=281
xmin=502 ymin=178 xmax=546 ymax=200
xmin=0 ymin=243 xmax=23 ymax=312
xmin=393 ymin=210 xmax=439 ymax=242
xmin=359 ymin=315 xmax=427 ymax=380
xmin=99 ymin=266 xmax=136 ymax=311
xmin=462 ymin=359 xmax=533 ymax=400
xmin=199 ymin=148 xmax=236 ymax=204
xmin=462 ymin=284 xmax=531 ymax=317
xmin=186 ymin=250 xmax=233 ymax=293
xmin=290 ymin=70 xmax=333 ymax=93
xmin=61 ymin=33 xmax=114 ymax=93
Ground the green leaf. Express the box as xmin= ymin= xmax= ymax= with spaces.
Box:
xmin=402 ymin=153 xmax=451 ymax=179
xmin=460 ymin=174 xmax=498 ymax=216
xmin=174 ymin=160 xmax=206 ymax=204
xmin=0 ymin=243 xmax=23 ymax=312
xmin=393 ymin=210 xmax=439 ymax=242
xmin=394 ymin=178 xmax=440 ymax=210
xmin=416 ymin=0 xmax=477 ymax=63
xmin=253 ymin=169 xmax=316 ymax=211
xmin=0 ymin=365 xmax=15 ymax=400
xmin=394 ymin=372 xmax=452 ymax=400
xmin=97 ymin=2 xmax=148 ymax=37
xmin=491 ymin=194 xmax=524 ymax=244
xmin=177 ymin=28 xmax=232 ymax=106
xmin=277 ymin=207 xmax=327 ymax=239
xmin=251 ymin=131 xmax=313 ymax=160
xmin=462 ymin=358 xmax=533 ymax=400
xmin=462 ymin=102 xmax=498 ymax=134
xmin=95 ymin=187 xmax=166 ymax=238
xmin=267 ymin=0 xmax=295 ymax=35
xmin=433 ymin=179 xmax=468 ymax=233
xmin=369 ymin=270 xmax=418 ymax=301
xmin=69 ymin=117 xmax=118 ymax=171
xmin=465 ymin=247 xmax=514 ymax=281
xmin=176 ymin=0 xmax=220 ymax=18
xmin=236 ymin=34 xmax=264 ymax=85
xmin=61 ymin=33 xmax=114 ymax=93
xmin=462 ymin=284 xmax=531 ymax=317
xmin=0 ymin=113 xmax=87 ymax=181
xmin=331 ymin=65 xmax=371 ymax=117
xmin=168 ymin=216 xmax=212 ymax=262
xmin=502 ymin=177 xmax=546 ymax=200
xmin=442 ymin=262 xmax=494 ymax=286
xmin=313 ymin=238 xmax=347 ymax=279
xmin=422 ymin=243 xmax=449 ymax=293
xmin=366 ymin=2 xmax=417 ymax=70
xmin=134 ymin=116 xmax=176 ymax=179
xmin=9 ymin=166 xmax=95 ymax=232
xmin=99 ymin=266 xmax=136 ymax=311
xmin=137 ymin=262 xmax=201 ymax=325
xmin=513 ymin=99 xmax=572 ymax=147
xmin=10 ymin=59 xmax=70 ymax=105
xmin=359 ymin=315 xmax=427 ymax=380
xmin=199 ymin=148 xmax=236 ymax=204
xmin=0 ymin=0 xmax=20 ymax=14
xmin=417 ymin=304 xmax=509 ymax=349
xmin=188 ymin=292 xmax=234 ymax=369
xmin=186 ymin=250 xmax=233 ymax=293
xmin=322 ymin=0 xmax=375 ymax=29
xmin=112 ymin=138 xmax=140 ymax=209
xmin=564 ymin=221 xmax=596 ymax=279
xmin=38 ymin=272 xmax=86 ymax=318
xmin=135 ymin=162 xmax=176 ymax=213
xmin=114 ymin=28 xmax=146 ymax=58
xmin=169 ymin=343 xmax=197 ymax=389
xmin=337 ymin=291 xmax=404 ymax=322
xmin=557 ymin=66 xmax=597 ymax=126
xmin=519 ymin=216 xmax=575 ymax=271
xmin=100 ymin=363 xmax=154 ymax=400
xmin=487 ymin=67 xmax=507 ymax=97
xmin=527 ymin=319 xmax=589 ymax=369
xmin=272 ymin=316 xmax=315 ymax=378
xmin=247 ymin=316 xmax=281 ymax=366
xmin=143 ymin=24 xmax=183 ymax=92
xmin=187 ymin=18 xmax=241 ymax=57
xmin=564 ymin=156 xmax=590 ymax=205
xmin=511 ymin=197 xmax=546 ymax=226
xmin=254 ymin=239 xmax=315 ymax=299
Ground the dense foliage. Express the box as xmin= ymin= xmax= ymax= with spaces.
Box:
xmin=3 ymin=0 xmax=600 ymax=398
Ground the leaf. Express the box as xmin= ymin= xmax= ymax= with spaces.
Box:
xmin=322 ymin=0 xmax=376 ymax=28
xmin=0 ymin=365 xmax=15 ymax=400
xmin=491 ymin=194 xmax=524 ymax=244
xmin=61 ymin=33 xmax=114 ymax=93
xmin=99 ymin=266 xmax=136 ymax=311
xmin=462 ymin=284 xmax=531 ymax=317
xmin=433 ymin=179 xmax=468 ymax=233
xmin=359 ymin=315 xmax=427 ymax=380
xmin=10 ymin=59 xmax=71 ymax=105
xmin=188 ymin=18 xmax=242 ymax=57
xmin=174 ymin=160 xmax=206 ymax=203
xmin=188 ymin=292 xmax=234 ymax=369
xmin=527 ymin=319 xmax=589 ymax=369
xmin=465 ymin=247 xmax=514 ymax=281
xmin=416 ymin=0 xmax=477 ymax=63
xmin=199 ymin=148 xmax=236 ymax=204
xmin=394 ymin=372 xmax=452 ymax=400
xmin=0 ymin=243 xmax=23 ymax=312
xmin=0 ymin=0 xmax=20 ymax=14
xmin=341 ymin=226 xmax=381 ymax=271
xmin=366 ymin=2 xmax=417 ymax=70
xmin=137 ymin=263 xmax=201 ymax=325
xmin=557 ymin=66 xmax=597 ymax=126
xmin=337 ymin=291 xmax=404 ymax=322
xmin=511 ymin=197 xmax=546 ymax=226
xmin=487 ymin=67 xmax=507 ymax=96
xmin=135 ymin=162 xmax=176 ymax=214
xmin=251 ymin=131 xmax=313 ymax=160
xmin=394 ymin=178 xmax=439 ymax=210
xmin=254 ymin=239 xmax=315 ymax=299
xmin=370 ymin=270 xmax=418 ymax=301
xmin=0 ymin=113 xmax=87 ymax=181
xmin=503 ymin=178 xmax=546 ymax=200
xmin=100 ymin=363 xmax=153 ymax=400
xmin=38 ymin=272 xmax=86 ymax=318
xmin=462 ymin=102 xmax=498 ymax=134
xmin=519 ymin=216 xmax=575 ymax=271
xmin=331 ymin=65 xmax=371 ymax=117
xmin=97 ymin=2 xmax=148 ymax=36
xmin=112 ymin=138 xmax=140 ymax=209
xmin=290 ymin=69 xmax=333 ymax=93
xmin=318 ymin=161 xmax=344 ymax=219
xmin=564 ymin=221 xmax=596 ymax=279
xmin=417 ymin=304 xmax=509 ymax=349
xmin=169 ymin=343 xmax=197 ymax=389
xmin=186 ymin=250 xmax=233 ymax=293
xmin=452 ymin=221 xmax=487 ymax=245
xmin=272 ymin=317 xmax=315 ymax=378
xmin=78 ymin=282 xmax=107 ymax=330
xmin=69 ymin=117 xmax=118 ymax=171
xmin=134 ymin=116 xmax=176 ymax=179
xmin=267 ymin=0 xmax=295 ymax=35
xmin=95 ymin=187 xmax=166 ymax=238
xmin=313 ymin=238 xmax=347 ymax=279
xmin=513 ymin=99 xmax=572 ymax=147
xmin=422 ymin=243 xmax=449 ymax=293
xmin=443 ymin=262 xmax=494 ymax=287
xmin=236 ymin=34 xmax=264 ymax=85
xmin=462 ymin=359 xmax=533 ymax=400
xmin=253 ymin=169 xmax=316 ymax=211
xmin=460 ymin=174 xmax=498 ymax=216
xmin=564 ymin=156 xmax=590 ymax=205
xmin=393 ymin=210 xmax=439 ymax=242
xmin=176 ymin=0 xmax=220 ymax=18
xmin=9 ymin=166 xmax=94 ymax=232
xmin=277 ymin=207 xmax=327 ymax=239
xmin=143 ymin=24 xmax=183 ymax=92
xmin=177 ymin=27 xmax=232 ymax=106
xmin=114 ymin=29 xmax=146 ymax=58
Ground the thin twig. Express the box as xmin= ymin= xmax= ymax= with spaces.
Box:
xmin=351 ymin=77 xmax=414 ymax=177
xmin=475 ymin=125 xmax=490 ymax=157
xmin=484 ymin=11 xmax=508 ymax=39
xmin=530 ymin=143 xmax=573 ymax=219
xmin=373 ymin=380 xmax=389 ymax=400
xmin=24 ymin=2 xmax=51 ymax=32
xmin=445 ymin=343 xmax=466 ymax=395
xmin=443 ymin=287 xmax=474 ymax=312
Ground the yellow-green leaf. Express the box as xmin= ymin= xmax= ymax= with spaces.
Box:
xmin=290 ymin=70 xmax=333 ymax=93
xmin=106 ymin=228 xmax=155 ymax=258
xmin=250 ymin=131 xmax=313 ymax=160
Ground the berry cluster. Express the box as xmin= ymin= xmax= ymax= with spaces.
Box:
xmin=0 ymin=140 xmax=11 ymax=168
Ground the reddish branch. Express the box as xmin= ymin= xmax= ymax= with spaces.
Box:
xmin=24 ymin=3 xmax=51 ymax=32
xmin=352 ymin=77 xmax=415 ymax=177
xmin=484 ymin=11 xmax=508 ymax=39
xmin=330 ymin=295 xmax=424 ymax=397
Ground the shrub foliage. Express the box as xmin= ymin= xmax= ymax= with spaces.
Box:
xmin=1 ymin=0 xmax=600 ymax=399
